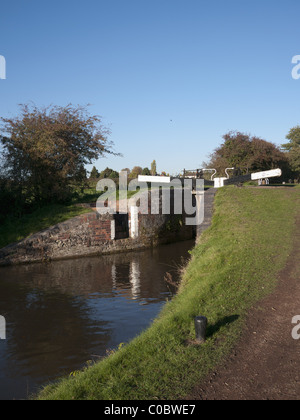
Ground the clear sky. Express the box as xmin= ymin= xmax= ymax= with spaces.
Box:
xmin=0 ymin=0 xmax=299 ymax=175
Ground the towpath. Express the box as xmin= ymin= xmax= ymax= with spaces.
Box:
xmin=188 ymin=210 xmax=300 ymax=400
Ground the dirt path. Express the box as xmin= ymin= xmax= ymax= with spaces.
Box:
xmin=189 ymin=213 xmax=300 ymax=400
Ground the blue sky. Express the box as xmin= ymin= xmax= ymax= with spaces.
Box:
xmin=0 ymin=0 xmax=299 ymax=175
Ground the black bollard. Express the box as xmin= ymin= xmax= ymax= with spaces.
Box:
xmin=194 ymin=316 xmax=208 ymax=343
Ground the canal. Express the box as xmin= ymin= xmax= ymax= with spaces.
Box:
xmin=0 ymin=239 xmax=194 ymax=400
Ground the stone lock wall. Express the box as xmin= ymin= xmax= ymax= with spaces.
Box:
xmin=0 ymin=188 xmax=203 ymax=266
xmin=0 ymin=212 xmax=116 ymax=266
xmin=129 ymin=189 xmax=195 ymax=245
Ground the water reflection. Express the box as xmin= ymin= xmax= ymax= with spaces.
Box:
xmin=129 ymin=260 xmax=141 ymax=299
xmin=0 ymin=240 xmax=194 ymax=400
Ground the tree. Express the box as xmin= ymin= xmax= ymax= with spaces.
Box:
xmin=121 ymin=168 xmax=131 ymax=176
xmin=206 ymin=131 xmax=288 ymax=176
xmin=90 ymin=166 xmax=100 ymax=179
xmin=130 ymin=166 xmax=143 ymax=178
xmin=100 ymin=167 xmax=114 ymax=178
xmin=109 ymin=170 xmax=119 ymax=179
xmin=0 ymin=176 xmax=23 ymax=220
xmin=282 ymin=126 xmax=300 ymax=179
xmin=151 ymin=160 xmax=157 ymax=176
xmin=0 ymin=104 xmax=116 ymax=205
xmin=142 ymin=167 xmax=151 ymax=175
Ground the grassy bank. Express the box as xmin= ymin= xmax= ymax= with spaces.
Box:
xmin=36 ymin=186 xmax=299 ymax=400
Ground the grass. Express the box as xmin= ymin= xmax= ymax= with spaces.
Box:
xmin=35 ymin=185 xmax=299 ymax=400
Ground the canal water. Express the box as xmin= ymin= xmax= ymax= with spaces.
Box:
xmin=0 ymin=239 xmax=194 ymax=400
